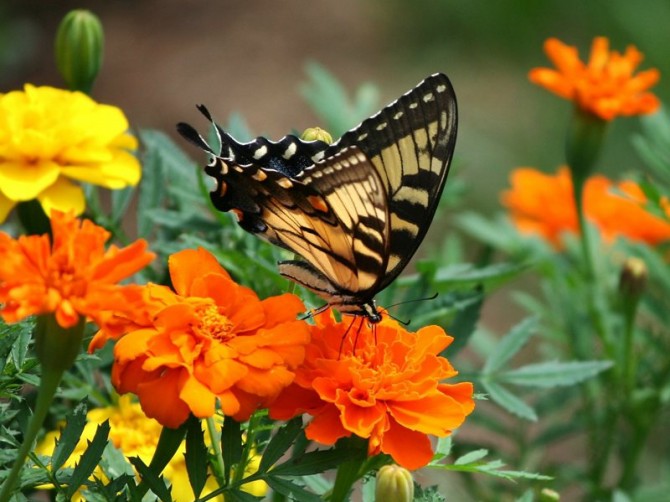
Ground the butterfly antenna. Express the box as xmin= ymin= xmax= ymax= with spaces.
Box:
xmin=378 ymin=308 xmax=410 ymax=326
xmin=379 ymin=292 xmax=440 ymax=326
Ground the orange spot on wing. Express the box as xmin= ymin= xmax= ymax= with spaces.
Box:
xmin=308 ymin=195 xmax=329 ymax=213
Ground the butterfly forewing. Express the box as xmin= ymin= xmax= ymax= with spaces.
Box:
xmin=331 ymin=73 xmax=457 ymax=288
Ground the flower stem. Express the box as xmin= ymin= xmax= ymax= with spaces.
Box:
xmin=206 ymin=416 xmax=225 ymax=485
xmin=0 ymin=366 xmax=63 ymax=502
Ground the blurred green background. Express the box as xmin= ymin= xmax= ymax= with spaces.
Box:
xmin=3 ymin=0 xmax=668 ymax=219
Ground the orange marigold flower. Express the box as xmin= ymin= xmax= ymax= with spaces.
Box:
xmin=268 ymin=312 xmax=475 ymax=470
xmin=0 ymin=211 xmax=154 ymax=329
xmin=529 ymin=37 xmax=660 ymax=120
xmin=90 ymin=248 xmax=311 ymax=429
xmin=501 ymin=166 xmax=670 ymax=247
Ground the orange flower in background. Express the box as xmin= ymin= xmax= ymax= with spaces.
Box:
xmin=529 ymin=37 xmax=660 ymax=120
xmin=269 ymin=312 xmax=474 ymax=470
xmin=0 ymin=211 xmax=154 ymax=328
xmin=502 ymin=167 xmax=670 ymax=247
xmin=90 ymin=248 xmax=311 ymax=428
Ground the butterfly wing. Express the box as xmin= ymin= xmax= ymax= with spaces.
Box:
xmin=328 ymin=73 xmax=458 ymax=290
xmin=178 ymin=115 xmax=391 ymax=298
xmin=177 ymin=72 xmax=457 ymax=308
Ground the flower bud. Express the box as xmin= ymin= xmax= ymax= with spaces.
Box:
xmin=301 ymin=127 xmax=333 ymax=144
xmin=619 ymin=257 xmax=648 ymax=300
xmin=55 ymin=10 xmax=104 ymax=93
xmin=376 ymin=464 xmax=414 ymax=502
xmin=539 ymin=488 xmax=560 ymax=501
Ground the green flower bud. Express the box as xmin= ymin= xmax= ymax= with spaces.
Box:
xmin=376 ymin=464 xmax=414 ymax=502
xmin=619 ymin=257 xmax=648 ymax=300
xmin=539 ymin=488 xmax=560 ymax=501
xmin=55 ymin=9 xmax=104 ymax=93
xmin=301 ymin=127 xmax=333 ymax=144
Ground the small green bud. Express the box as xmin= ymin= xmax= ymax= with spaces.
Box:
xmin=55 ymin=9 xmax=104 ymax=93
xmin=376 ymin=464 xmax=414 ymax=502
xmin=301 ymin=127 xmax=333 ymax=144
xmin=539 ymin=488 xmax=560 ymax=501
xmin=619 ymin=257 xmax=648 ymax=299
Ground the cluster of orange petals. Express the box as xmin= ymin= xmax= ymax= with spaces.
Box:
xmin=89 ymin=248 xmax=311 ymax=429
xmin=0 ymin=211 xmax=154 ymax=328
xmin=269 ymin=312 xmax=475 ymax=470
xmin=529 ymin=37 xmax=660 ymax=120
xmin=502 ymin=167 xmax=670 ymax=247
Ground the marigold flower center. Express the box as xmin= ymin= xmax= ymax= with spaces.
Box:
xmin=193 ymin=303 xmax=235 ymax=341
xmin=46 ymin=264 xmax=88 ymax=299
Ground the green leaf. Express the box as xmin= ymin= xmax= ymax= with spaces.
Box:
xmin=516 ymin=489 xmax=535 ymax=502
xmin=482 ymin=380 xmax=537 ymax=421
xmin=454 ymin=449 xmax=489 ymax=465
xmin=65 ymin=420 xmax=111 ymax=499
xmin=270 ymin=448 xmax=357 ymax=477
xmin=258 ymin=417 xmax=302 ymax=473
xmin=135 ymin=423 xmax=186 ymax=499
xmin=500 ymin=360 xmax=613 ymax=388
xmin=445 ymin=289 xmax=483 ymax=355
xmin=185 ymin=417 xmax=208 ymax=499
xmin=109 ymin=186 xmax=136 ymax=227
xmin=401 ymin=262 xmax=529 ymax=291
xmin=220 ymin=488 xmax=263 ymax=502
xmin=129 ymin=456 xmax=173 ymax=502
xmin=222 ymin=416 xmax=243 ymax=484
xmin=300 ymin=62 xmax=378 ymax=136
xmin=483 ymin=317 xmax=537 ymax=374
xmin=265 ymin=476 xmax=321 ymax=502
xmin=100 ymin=442 xmax=135 ymax=479
xmin=9 ymin=320 xmax=32 ymax=371
xmin=52 ymin=401 xmax=88 ymax=472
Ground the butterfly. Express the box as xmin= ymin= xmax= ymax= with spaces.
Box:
xmin=177 ymin=73 xmax=457 ymax=323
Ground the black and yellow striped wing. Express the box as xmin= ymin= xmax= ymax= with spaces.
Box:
xmin=177 ymin=73 xmax=457 ymax=318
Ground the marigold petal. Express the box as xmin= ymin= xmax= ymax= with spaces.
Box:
xmin=136 ymin=369 xmax=191 ymax=428
xmin=91 ymin=240 xmax=154 ymax=283
xmin=59 ymin=149 xmax=141 ymax=188
xmin=37 ymin=177 xmax=85 ymax=217
xmin=268 ymin=384 xmax=324 ymax=420
xmin=259 ymin=294 xmax=306 ymax=327
xmin=379 ymin=419 xmax=434 ymax=470
xmin=179 ymin=374 xmax=216 ymax=419
xmin=388 ymin=393 xmax=470 ymax=435
xmin=305 ymin=405 xmax=351 ymax=445
xmin=0 ymin=159 xmax=60 ymax=201
xmin=168 ymin=248 xmax=231 ymax=296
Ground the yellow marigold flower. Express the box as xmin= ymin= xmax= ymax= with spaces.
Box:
xmin=529 ymin=37 xmax=660 ymax=120
xmin=0 ymin=85 xmax=141 ymax=222
xmin=35 ymin=396 xmax=267 ymax=501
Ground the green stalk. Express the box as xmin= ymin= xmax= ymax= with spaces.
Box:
xmin=0 ymin=367 xmax=64 ymax=501
xmin=206 ymin=417 xmax=225 ymax=485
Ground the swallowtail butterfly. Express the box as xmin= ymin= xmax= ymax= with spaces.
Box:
xmin=178 ymin=73 xmax=457 ymax=323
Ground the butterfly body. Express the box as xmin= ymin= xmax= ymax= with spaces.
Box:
xmin=178 ymin=73 xmax=457 ymax=323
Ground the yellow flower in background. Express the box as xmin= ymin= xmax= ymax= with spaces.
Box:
xmin=0 ymin=85 xmax=141 ymax=222
xmin=36 ymin=396 xmax=266 ymax=501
